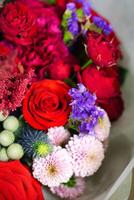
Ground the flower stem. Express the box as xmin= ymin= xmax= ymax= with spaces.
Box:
xmin=81 ymin=59 xmax=93 ymax=70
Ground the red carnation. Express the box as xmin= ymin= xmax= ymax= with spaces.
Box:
xmin=78 ymin=64 xmax=124 ymax=120
xmin=87 ymin=31 xmax=121 ymax=67
xmin=0 ymin=161 xmax=44 ymax=200
xmin=0 ymin=2 xmax=37 ymax=46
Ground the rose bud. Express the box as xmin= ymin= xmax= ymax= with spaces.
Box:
xmin=49 ymin=60 xmax=72 ymax=81
xmin=87 ymin=31 xmax=122 ymax=67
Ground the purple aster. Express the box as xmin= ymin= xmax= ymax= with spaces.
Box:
xmin=69 ymin=84 xmax=104 ymax=135
xmin=93 ymin=16 xmax=112 ymax=35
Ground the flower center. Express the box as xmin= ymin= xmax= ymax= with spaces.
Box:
xmin=48 ymin=165 xmax=57 ymax=175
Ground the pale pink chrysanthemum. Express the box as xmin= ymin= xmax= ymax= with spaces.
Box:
xmin=66 ymin=135 xmax=104 ymax=177
xmin=47 ymin=126 xmax=70 ymax=146
xmin=94 ymin=110 xmax=111 ymax=142
xmin=103 ymin=138 xmax=109 ymax=152
xmin=50 ymin=177 xmax=86 ymax=200
xmin=32 ymin=147 xmax=73 ymax=187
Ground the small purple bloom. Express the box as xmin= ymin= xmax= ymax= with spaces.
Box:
xmin=93 ymin=16 xmax=112 ymax=35
xmin=66 ymin=3 xmax=79 ymax=36
xmin=82 ymin=1 xmax=91 ymax=16
xmin=69 ymin=84 xmax=104 ymax=135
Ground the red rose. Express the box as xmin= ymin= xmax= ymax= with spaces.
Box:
xmin=81 ymin=65 xmax=121 ymax=99
xmin=0 ymin=161 xmax=44 ymax=200
xmin=78 ymin=65 xmax=124 ymax=120
xmin=99 ymin=96 xmax=124 ymax=121
xmin=87 ymin=31 xmax=121 ymax=67
xmin=23 ymin=79 xmax=71 ymax=130
xmin=0 ymin=2 xmax=37 ymax=45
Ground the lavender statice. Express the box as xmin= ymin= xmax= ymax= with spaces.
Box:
xmin=69 ymin=84 xmax=104 ymax=135
xmin=93 ymin=16 xmax=112 ymax=35
xmin=75 ymin=0 xmax=91 ymax=16
xmin=66 ymin=3 xmax=79 ymax=36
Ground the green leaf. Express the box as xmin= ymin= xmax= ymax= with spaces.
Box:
xmin=76 ymin=9 xmax=84 ymax=21
xmin=46 ymin=0 xmax=56 ymax=4
xmin=63 ymin=31 xmax=74 ymax=43
xmin=64 ymin=78 xmax=76 ymax=87
xmin=63 ymin=176 xmax=76 ymax=188
xmin=119 ymin=66 xmax=128 ymax=85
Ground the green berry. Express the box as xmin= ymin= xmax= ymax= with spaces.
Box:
xmin=0 ymin=111 xmax=8 ymax=122
xmin=7 ymin=143 xmax=24 ymax=160
xmin=0 ymin=148 xmax=9 ymax=161
xmin=3 ymin=116 xmax=19 ymax=132
xmin=0 ymin=130 xmax=15 ymax=147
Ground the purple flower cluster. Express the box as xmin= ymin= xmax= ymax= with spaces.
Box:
xmin=69 ymin=84 xmax=104 ymax=135
xmin=66 ymin=3 xmax=79 ymax=36
xmin=75 ymin=0 xmax=91 ymax=16
xmin=93 ymin=16 xmax=112 ymax=35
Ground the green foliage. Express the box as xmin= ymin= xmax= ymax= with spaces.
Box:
xmin=63 ymin=176 xmax=76 ymax=188
xmin=119 ymin=66 xmax=128 ymax=85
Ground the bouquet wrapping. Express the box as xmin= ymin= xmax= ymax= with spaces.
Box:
xmin=0 ymin=0 xmax=126 ymax=199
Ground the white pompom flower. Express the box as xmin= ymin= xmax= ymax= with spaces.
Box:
xmin=94 ymin=110 xmax=111 ymax=142
xmin=32 ymin=147 xmax=73 ymax=187
xmin=50 ymin=177 xmax=86 ymax=200
xmin=47 ymin=126 xmax=70 ymax=146
xmin=66 ymin=135 xmax=104 ymax=177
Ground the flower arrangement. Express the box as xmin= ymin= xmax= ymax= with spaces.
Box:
xmin=0 ymin=0 xmax=127 ymax=199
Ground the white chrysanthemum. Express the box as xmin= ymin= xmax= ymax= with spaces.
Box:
xmin=47 ymin=126 xmax=70 ymax=146
xmin=66 ymin=135 xmax=104 ymax=177
xmin=94 ymin=111 xmax=111 ymax=142
xmin=50 ymin=177 xmax=86 ymax=200
xmin=32 ymin=147 xmax=73 ymax=187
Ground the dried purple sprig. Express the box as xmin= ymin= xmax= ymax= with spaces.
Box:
xmin=69 ymin=84 xmax=104 ymax=135
xmin=93 ymin=16 xmax=112 ymax=35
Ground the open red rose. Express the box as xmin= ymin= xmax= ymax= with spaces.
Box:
xmin=23 ymin=79 xmax=71 ymax=130
xmin=0 ymin=161 xmax=44 ymax=200
xmin=81 ymin=65 xmax=121 ymax=99
xmin=77 ymin=64 xmax=124 ymax=120
xmin=0 ymin=2 xmax=37 ymax=46
xmin=87 ymin=31 xmax=121 ymax=67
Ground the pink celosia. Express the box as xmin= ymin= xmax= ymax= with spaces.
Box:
xmin=0 ymin=69 xmax=34 ymax=112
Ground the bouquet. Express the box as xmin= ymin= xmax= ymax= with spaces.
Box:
xmin=0 ymin=0 xmax=126 ymax=199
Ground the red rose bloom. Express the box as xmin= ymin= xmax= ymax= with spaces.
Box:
xmin=81 ymin=65 xmax=121 ymax=99
xmin=0 ymin=161 xmax=44 ymax=200
xmin=78 ymin=65 xmax=124 ymax=120
xmin=23 ymin=79 xmax=71 ymax=130
xmin=0 ymin=2 xmax=37 ymax=45
xmin=87 ymin=31 xmax=121 ymax=67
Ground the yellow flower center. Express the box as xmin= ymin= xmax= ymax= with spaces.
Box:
xmin=37 ymin=144 xmax=50 ymax=156
xmin=48 ymin=165 xmax=57 ymax=175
